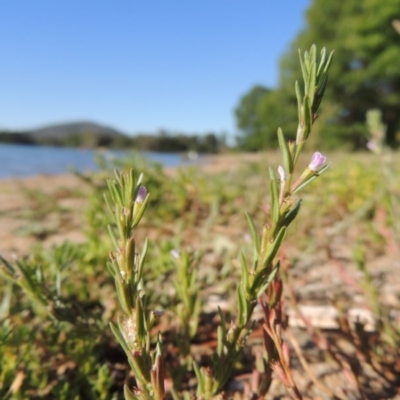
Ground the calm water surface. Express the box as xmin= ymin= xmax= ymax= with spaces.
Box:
xmin=0 ymin=144 xmax=196 ymax=178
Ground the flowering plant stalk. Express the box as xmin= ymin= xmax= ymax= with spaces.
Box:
xmin=171 ymin=249 xmax=202 ymax=357
xmin=105 ymin=45 xmax=333 ymax=399
xmin=193 ymin=45 xmax=333 ymax=398
xmin=105 ymin=169 xmax=166 ymax=400
xmin=169 ymin=249 xmax=203 ymax=396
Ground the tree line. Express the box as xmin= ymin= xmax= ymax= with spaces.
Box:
xmin=0 ymin=130 xmax=224 ymax=154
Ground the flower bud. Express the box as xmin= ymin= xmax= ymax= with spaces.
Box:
xmin=170 ymin=249 xmax=180 ymax=260
xmin=277 ymin=165 xmax=287 ymax=181
xmin=135 ymin=186 xmax=148 ymax=204
xmin=308 ymin=151 xmax=326 ymax=172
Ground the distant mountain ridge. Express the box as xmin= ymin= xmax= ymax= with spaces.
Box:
xmin=27 ymin=121 xmax=128 ymax=139
xmin=0 ymin=121 xmax=131 ymax=148
xmin=0 ymin=121 xmax=223 ymax=152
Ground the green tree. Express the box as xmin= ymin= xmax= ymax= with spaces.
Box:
xmin=235 ymin=85 xmax=299 ymax=151
xmin=235 ymin=85 xmax=272 ymax=151
xmin=236 ymin=0 xmax=400 ymax=150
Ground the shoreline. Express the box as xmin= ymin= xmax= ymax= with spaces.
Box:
xmin=0 ymin=152 xmax=266 ymax=181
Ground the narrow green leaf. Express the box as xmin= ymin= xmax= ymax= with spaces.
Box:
xmin=132 ymin=193 xmax=151 ymax=228
xmin=137 ymin=238 xmax=149 ymax=281
xmin=113 ymin=169 xmax=122 ymax=185
xmin=116 ymin=205 xmax=126 ymax=240
xmin=295 ymin=80 xmax=302 ymax=123
xmin=0 ymin=270 xmax=15 ymax=285
xmin=269 ymin=166 xmax=277 ymax=181
xmin=123 ymin=385 xmax=138 ymax=400
xmin=303 ymin=96 xmax=312 ymax=139
xmin=217 ymin=325 xmax=224 ymax=356
xmin=136 ymin=172 xmax=143 ymax=186
xmin=135 ymin=296 xmax=147 ymax=349
xmin=277 ymin=128 xmax=293 ymax=173
xmin=245 ymin=212 xmax=260 ymax=254
xmin=260 ymin=226 xmax=286 ymax=271
xmin=0 ymin=254 xmax=16 ymax=274
xmin=109 ymin=181 xmax=124 ymax=206
xmin=316 ymin=47 xmax=327 ymax=77
xmin=193 ymin=362 xmax=205 ymax=395
xmin=270 ymin=179 xmax=280 ymax=224
xmin=307 ymin=45 xmax=317 ymax=103
xmin=217 ymin=306 xmax=226 ymax=333
xmin=114 ymin=275 xmax=131 ymax=315
xmin=107 ymin=225 xmax=119 ymax=251
xmin=211 ymin=351 xmax=222 ymax=382
xmin=282 ymin=200 xmax=302 ymax=228
xmin=106 ymin=260 xmax=116 ymax=276
xmin=103 ymin=193 xmax=114 ymax=216
xmin=304 ymin=48 xmax=310 ymax=74
xmin=129 ymin=169 xmax=138 ymax=200
xmin=256 ymin=266 xmax=279 ymax=298
xmin=292 ymin=176 xmax=317 ymax=194
xmin=292 ymin=164 xmax=330 ymax=194
xmin=14 ymin=263 xmax=38 ymax=299
xmin=317 ymin=163 xmax=330 ymax=175
xmin=110 ymin=321 xmax=131 ymax=355
xmin=323 ymin=50 xmax=334 ymax=74
xmin=0 ymin=282 xmax=12 ymax=321
xmin=316 ymin=72 xmax=329 ymax=97
xmin=298 ymin=49 xmax=307 ymax=87
xmin=239 ymin=251 xmax=249 ymax=289
xmin=125 ymin=237 xmax=136 ymax=274
xmin=237 ymin=284 xmax=248 ymax=326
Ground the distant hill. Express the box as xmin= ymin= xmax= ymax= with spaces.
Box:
xmin=20 ymin=121 xmax=132 ymax=148
xmin=28 ymin=121 xmax=126 ymax=139
xmin=0 ymin=121 xmax=223 ymax=152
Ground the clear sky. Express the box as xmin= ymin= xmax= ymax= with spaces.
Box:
xmin=0 ymin=1 xmax=310 ymax=136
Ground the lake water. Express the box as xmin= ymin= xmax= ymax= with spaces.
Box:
xmin=0 ymin=144 xmax=197 ymax=178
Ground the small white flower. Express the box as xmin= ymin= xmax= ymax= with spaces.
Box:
xmin=170 ymin=249 xmax=180 ymax=259
xmin=277 ymin=165 xmax=287 ymax=181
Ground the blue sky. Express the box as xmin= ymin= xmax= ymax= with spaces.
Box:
xmin=0 ymin=1 xmax=310 ymax=136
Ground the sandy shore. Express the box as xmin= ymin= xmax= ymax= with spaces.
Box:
xmin=0 ymin=152 xmax=265 ymax=259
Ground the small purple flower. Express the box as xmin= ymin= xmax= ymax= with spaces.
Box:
xmin=135 ymin=185 xmax=147 ymax=203
xmin=308 ymin=152 xmax=326 ymax=172
xmin=277 ymin=165 xmax=287 ymax=181
xmin=366 ymin=140 xmax=379 ymax=152
xmin=243 ymin=233 xmax=251 ymax=243
xmin=153 ymin=310 xmax=165 ymax=318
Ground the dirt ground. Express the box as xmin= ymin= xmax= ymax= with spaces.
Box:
xmin=1 ymin=152 xmax=399 ymax=399
xmin=0 ymin=153 xmax=264 ymax=259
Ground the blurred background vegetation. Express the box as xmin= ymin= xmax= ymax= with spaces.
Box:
xmin=236 ymin=0 xmax=400 ymax=151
